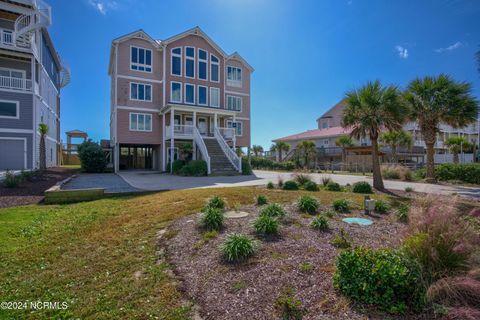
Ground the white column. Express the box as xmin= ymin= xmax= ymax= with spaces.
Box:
xmin=192 ymin=111 xmax=197 ymax=160
xmin=162 ymin=113 xmax=166 ymax=171
xmin=170 ymin=109 xmax=174 ymax=173
xmin=233 ymin=114 xmax=237 ymax=149
xmin=214 ymin=113 xmax=218 ymax=130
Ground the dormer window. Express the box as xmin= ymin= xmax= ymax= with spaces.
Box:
xmin=131 ymin=47 xmax=152 ymax=72
xmin=198 ymin=49 xmax=207 ymax=80
xmin=210 ymin=54 xmax=219 ymax=82
xmin=185 ymin=46 xmax=195 ymax=78
xmin=227 ymin=66 xmax=242 ymax=87
xmin=171 ymin=47 xmax=182 ymax=76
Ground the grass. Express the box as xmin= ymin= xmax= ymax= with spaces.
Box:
xmin=0 ymin=187 xmax=376 ymax=319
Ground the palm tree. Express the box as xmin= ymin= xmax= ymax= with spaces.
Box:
xmin=273 ymin=141 xmax=290 ymax=162
xmin=39 ymin=123 xmax=48 ymax=171
xmin=380 ymin=130 xmax=412 ymax=163
xmin=404 ymin=74 xmax=478 ymax=182
xmin=343 ymin=81 xmax=406 ymax=190
xmin=445 ymin=136 xmax=471 ymax=164
xmin=335 ymin=135 xmax=353 ymax=169
xmin=297 ymin=140 xmax=317 ymax=169
xmin=252 ymin=145 xmax=264 ymax=157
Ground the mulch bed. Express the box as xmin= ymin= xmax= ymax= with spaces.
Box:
xmin=160 ymin=202 xmax=414 ymax=320
xmin=0 ymin=167 xmax=79 ymax=208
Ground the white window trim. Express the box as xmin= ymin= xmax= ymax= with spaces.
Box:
xmin=198 ymin=48 xmax=208 ymax=81
xmin=226 ymin=95 xmax=242 ymax=112
xmin=184 ymin=83 xmax=195 ymax=105
xmin=184 ymin=46 xmax=195 ymax=79
xmin=129 ymin=82 xmax=152 ymax=102
xmin=0 ymin=99 xmax=20 ymax=119
xmin=129 ymin=112 xmax=153 ymax=132
xmin=209 ymin=87 xmax=220 ymax=108
xmin=130 ymin=46 xmax=153 ymax=73
xmin=210 ymin=53 xmax=220 ymax=83
xmin=170 ymin=81 xmax=182 ymax=103
xmin=226 ymin=120 xmax=243 ymax=136
xmin=170 ymin=47 xmax=182 ymax=77
xmin=198 ymin=85 xmax=208 ymax=106
xmin=226 ymin=66 xmax=242 ymax=88
xmin=0 ymin=67 xmax=26 ymax=78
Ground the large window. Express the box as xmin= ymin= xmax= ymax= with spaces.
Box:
xmin=130 ymin=113 xmax=152 ymax=132
xmin=171 ymin=81 xmax=182 ymax=103
xmin=227 ymin=120 xmax=242 ymax=136
xmin=227 ymin=66 xmax=242 ymax=87
xmin=226 ymin=95 xmax=242 ymax=111
xmin=198 ymin=49 xmax=207 ymax=80
xmin=210 ymin=87 xmax=220 ymax=108
xmin=0 ymin=100 xmax=19 ymax=119
xmin=210 ymin=54 xmax=219 ymax=82
xmin=131 ymin=47 xmax=152 ymax=72
xmin=130 ymin=83 xmax=152 ymax=101
xmin=185 ymin=46 xmax=195 ymax=78
xmin=171 ymin=47 xmax=182 ymax=76
xmin=198 ymin=86 xmax=208 ymax=106
xmin=184 ymin=83 xmax=195 ymax=104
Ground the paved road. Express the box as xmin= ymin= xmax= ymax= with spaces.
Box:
xmin=63 ymin=173 xmax=140 ymax=193
xmin=117 ymin=170 xmax=480 ymax=199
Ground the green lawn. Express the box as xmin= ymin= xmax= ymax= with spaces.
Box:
xmin=0 ymin=187 xmax=381 ymax=319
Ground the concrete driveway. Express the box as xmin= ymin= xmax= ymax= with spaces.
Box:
xmin=117 ymin=170 xmax=480 ymax=199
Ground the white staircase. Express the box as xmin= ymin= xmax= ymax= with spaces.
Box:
xmin=59 ymin=61 xmax=71 ymax=88
xmin=14 ymin=0 xmax=51 ymax=48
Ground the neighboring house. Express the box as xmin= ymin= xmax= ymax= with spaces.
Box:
xmin=108 ymin=27 xmax=253 ymax=174
xmin=0 ymin=0 xmax=70 ymax=171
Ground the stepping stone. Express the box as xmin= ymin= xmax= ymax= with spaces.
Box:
xmin=224 ymin=210 xmax=250 ymax=218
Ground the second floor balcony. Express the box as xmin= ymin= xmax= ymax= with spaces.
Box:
xmin=0 ymin=75 xmax=32 ymax=92
xmin=165 ymin=124 xmax=235 ymax=141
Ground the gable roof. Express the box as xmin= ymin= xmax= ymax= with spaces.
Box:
xmin=316 ymin=99 xmax=346 ymax=121
xmin=227 ymin=51 xmax=255 ymax=72
xmin=161 ymin=26 xmax=227 ymax=57
xmin=273 ymin=126 xmax=351 ymax=142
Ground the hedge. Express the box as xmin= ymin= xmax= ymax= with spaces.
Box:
xmin=250 ymin=157 xmax=295 ymax=171
xmin=416 ymin=163 xmax=480 ymax=184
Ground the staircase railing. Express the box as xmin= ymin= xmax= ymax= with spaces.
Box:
xmin=193 ymin=126 xmax=211 ymax=174
xmin=14 ymin=0 xmax=51 ymax=46
xmin=214 ymin=127 xmax=242 ymax=173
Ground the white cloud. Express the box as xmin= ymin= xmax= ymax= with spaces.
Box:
xmin=434 ymin=41 xmax=462 ymax=53
xmin=88 ymin=0 xmax=118 ymax=15
xmin=395 ymin=45 xmax=408 ymax=59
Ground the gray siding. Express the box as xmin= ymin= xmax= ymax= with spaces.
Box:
xmin=0 ymin=18 xmax=14 ymax=30
xmin=0 ymin=91 xmax=33 ymax=130
xmin=0 ymin=132 xmax=33 ymax=169
xmin=0 ymin=57 xmax=32 ymax=78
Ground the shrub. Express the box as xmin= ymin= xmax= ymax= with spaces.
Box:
xmin=282 ymin=180 xmax=299 ymax=190
xmin=256 ymin=195 xmax=268 ymax=206
xmin=381 ymin=165 xmax=412 ymax=181
xmin=303 ymin=181 xmax=319 ymax=191
xmin=382 ymin=168 xmax=400 ymax=179
xmin=333 ymin=247 xmax=424 ymax=313
xmin=310 ymin=215 xmax=329 ymax=231
xmin=333 ymin=199 xmax=350 ymax=212
xmin=250 ymin=157 xmax=295 ymax=171
xmin=375 ymin=200 xmax=390 ymax=214
xmin=292 ymin=172 xmax=312 ymax=186
xmin=434 ymin=163 xmax=480 ymax=184
xmin=171 ymin=160 xmax=186 ymax=174
xmin=396 ymin=204 xmax=409 ymax=222
xmin=427 ymin=276 xmax=480 ymax=308
xmin=3 ymin=170 xmax=21 ymax=188
xmin=331 ymin=228 xmax=352 ymax=248
xmin=297 ymin=195 xmax=319 ymax=214
xmin=278 ymin=176 xmax=284 ymax=188
xmin=77 ymin=140 xmax=106 ymax=173
xmin=326 ymin=181 xmax=342 ymax=192
xmin=275 ymin=288 xmax=305 ymax=320
xmin=19 ymin=170 xmax=33 ymax=182
xmin=241 ymin=157 xmax=252 ymax=175
xmin=405 ymin=186 xmax=414 ymax=192
xmin=299 ymin=262 xmax=313 ymax=273
xmin=253 ymin=214 xmax=279 ymax=235
xmin=220 ymin=233 xmax=257 ymax=262
xmin=200 ymin=207 xmax=224 ymax=231
xmin=266 ymin=181 xmax=275 ymax=189
xmin=260 ymin=203 xmax=286 ymax=218
xmin=205 ymin=196 xmax=226 ymax=210
xmin=352 ymin=181 xmax=373 ymax=194
xmin=321 ymin=176 xmax=332 ymax=186
xmin=179 ymin=160 xmax=208 ymax=176
xmin=322 ymin=209 xmax=336 ymax=218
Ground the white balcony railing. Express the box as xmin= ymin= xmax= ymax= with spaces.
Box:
xmin=214 ymin=127 xmax=241 ymax=173
xmin=217 ymin=127 xmax=235 ymax=141
xmin=0 ymin=76 xmax=32 ymax=91
xmin=1 ymin=30 xmax=13 ymax=46
xmin=193 ymin=127 xmax=211 ymax=174
xmin=165 ymin=124 xmax=194 ymax=139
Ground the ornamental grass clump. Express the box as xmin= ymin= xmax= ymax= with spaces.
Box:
xmin=282 ymin=180 xmax=299 ymax=190
xmin=199 ymin=207 xmax=224 ymax=231
xmin=332 ymin=199 xmax=350 ymax=212
xmin=326 ymin=181 xmax=342 ymax=192
xmin=374 ymin=199 xmax=390 ymax=214
xmin=260 ymin=203 xmax=286 ymax=219
xmin=220 ymin=233 xmax=257 ymax=262
xmin=292 ymin=172 xmax=313 ymax=186
xmin=206 ymin=196 xmax=226 ymax=210
xmin=352 ymin=181 xmax=373 ymax=194
xmin=297 ymin=195 xmax=320 ymax=214
xmin=256 ymin=194 xmax=268 ymax=206
xmin=310 ymin=215 xmax=329 ymax=231
xmin=253 ymin=214 xmax=279 ymax=236
xmin=303 ymin=181 xmax=319 ymax=191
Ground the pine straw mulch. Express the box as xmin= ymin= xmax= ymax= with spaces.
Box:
xmin=159 ymin=202 xmax=426 ymax=320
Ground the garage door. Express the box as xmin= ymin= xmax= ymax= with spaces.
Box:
xmin=0 ymin=138 xmax=26 ymax=170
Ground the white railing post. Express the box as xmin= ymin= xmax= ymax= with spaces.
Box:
xmin=193 ymin=127 xmax=211 ymax=174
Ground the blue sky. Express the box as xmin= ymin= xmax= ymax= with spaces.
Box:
xmin=49 ymin=0 xmax=480 ymax=149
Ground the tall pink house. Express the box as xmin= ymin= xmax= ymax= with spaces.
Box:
xmin=108 ymin=27 xmax=253 ymax=174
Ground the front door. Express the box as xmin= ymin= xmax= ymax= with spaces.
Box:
xmin=198 ymin=117 xmax=207 ymax=135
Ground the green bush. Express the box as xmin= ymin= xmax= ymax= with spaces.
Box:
xmin=326 ymin=181 xmax=342 ymax=192
xmin=241 ymin=158 xmax=253 ymax=175
xmin=331 ymin=228 xmax=352 ymax=248
xmin=293 ymin=172 xmax=312 ymax=186
xmin=19 ymin=170 xmax=34 ymax=182
xmin=260 ymin=203 xmax=286 ymax=218
xmin=333 ymin=247 xmax=424 ymax=313
xmin=282 ymin=180 xmax=299 ymax=190
xmin=221 ymin=233 xmax=257 ymax=262
xmin=179 ymin=160 xmax=208 ymax=176
xmin=250 ymin=157 xmax=296 ymax=171
xmin=415 ymin=163 xmax=480 ymax=184
xmin=3 ymin=170 xmax=21 ymax=188
xmin=382 ymin=169 xmax=401 ymax=179
xmin=253 ymin=214 xmax=279 ymax=235
xmin=321 ymin=176 xmax=332 ymax=186
xmin=303 ymin=181 xmax=319 ymax=191
xmin=275 ymin=288 xmax=305 ymax=320
xmin=267 ymin=181 xmax=275 ymax=189
xmin=396 ymin=205 xmax=409 ymax=222
xmin=310 ymin=215 xmax=329 ymax=231
xmin=375 ymin=200 xmax=390 ymax=214
xmin=172 ymin=160 xmax=186 ymax=174
xmin=322 ymin=209 xmax=336 ymax=218
xmin=205 ymin=196 xmax=226 ymax=210
xmin=297 ymin=195 xmax=319 ymax=214
xmin=333 ymin=199 xmax=350 ymax=212
xmin=352 ymin=181 xmax=373 ymax=194
xmin=405 ymin=187 xmax=414 ymax=192
xmin=77 ymin=140 xmax=106 ymax=173
xmin=200 ymin=207 xmax=224 ymax=231
xmin=256 ymin=195 xmax=268 ymax=206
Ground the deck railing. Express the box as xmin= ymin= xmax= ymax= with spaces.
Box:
xmin=214 ymin=127 xmax=241 ymax=172
xmin=194 ymin=127 xmax=211 ymax=174
xmin=165 ymin=124 xmax=194 ymax=139
xmin=0 ymin=76 xmax=32 ymax=91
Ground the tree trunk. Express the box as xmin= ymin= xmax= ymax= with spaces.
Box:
xmin=278 ymin=150 xmax=282 ymax=162
xmin=453 ymin=152 xmax=459 ymax=164
xmin=39 ymin=134 xmax=46 ymax=171
xmin=341 ymin=149 xmax=346 ymax=171
xmin=392 ymin=145 xmax=397 ymax=163
xmin=423 ymin=128 xmax=437 ymax=182
xmin=371 ymin=137 xmax=384 ymax=190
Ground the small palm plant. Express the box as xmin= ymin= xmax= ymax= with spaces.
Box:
xmin=272 ymin=141 xmax=290 ymax=162
xmin=445 ymin=136 xmax=471 ymax=164
xmin=252 ymin=145 xmax=264 ymax=157
xmin=335 ymin=135 xmax=353 ymax=170
xmin=380 ymin=130 xmax=412 ymax=163
xmin=297 ymin=140 xmax=317 ymax=169
xmin=39 ymin=123 xmax=49 ymax=171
